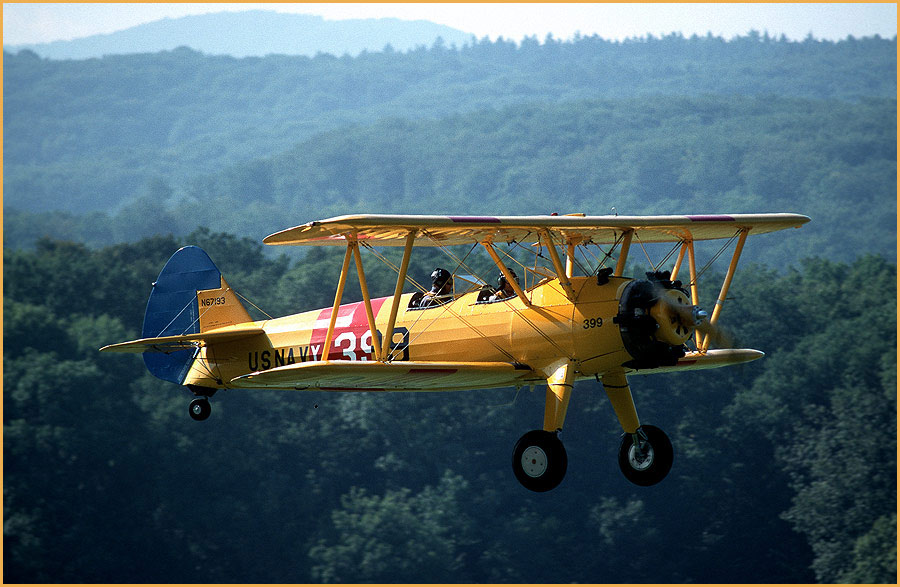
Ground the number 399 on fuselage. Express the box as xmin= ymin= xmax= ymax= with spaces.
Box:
xmin=101 ymin=213 xmax=809 ymax=492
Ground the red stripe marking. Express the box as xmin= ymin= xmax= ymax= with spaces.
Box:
xmin=408 ymin=368 xmax=458 ymax=375
xmin=313 ymin=298 xmax=389 ymax=361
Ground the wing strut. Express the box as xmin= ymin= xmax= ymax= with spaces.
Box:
xmin=700 ymin=228 xmax=749 ymax=352
xmin=686 ymin=239 xmax=701 ymax=343
xmin=321 ymin=241 xmax=354 ymax=361
xmin=670 ymin=241 xmax=688 ymax=282
xmin=565 ymin=242 xmax=576 ymax=278
xmin=321 ymin=234 xmax=384 ymax=362
xmin=542 ymin=359 xmax=576 ymax=432
xmin=614 ymin=229 xmax=634 ymax=276
xmin=540 ymin=229 xmax=576 ymax=300
xmin=350 ymin=237 xmax=381 ymax=361
xmin=482 ymin=241 xmax=532 ymax=307
xmin=381 ymin=230 xmax=416 ymax=360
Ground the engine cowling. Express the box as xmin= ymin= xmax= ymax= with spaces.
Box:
xmin=615 ymin=272 xmax=703 ymax=369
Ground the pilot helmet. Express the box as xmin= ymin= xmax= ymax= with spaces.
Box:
xmin=431 ymin=267 xmax=451 ymax=288
xmin=497 ymin=268 xmax=518 ymax=289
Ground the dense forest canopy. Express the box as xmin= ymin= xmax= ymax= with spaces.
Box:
xmin=3 ymin=233 xmax=896 ymax=582
xmin=5 ymin=94 xmax=895 ymax=264
xmin=3 ymin=30 xmax=897 ymax=583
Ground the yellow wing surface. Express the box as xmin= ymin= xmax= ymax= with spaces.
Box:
xmin=631 ymin=348 xmax=765 ymax=375
xmin=99 ymin=326 xmax=265 ymax=353
xmin=227 ymin=351 xmax=762 ymax=391
xmin=263 ymin=213 xmax=810 ymax=247
xmin=230 ymin=360 xmax=539 ymax=391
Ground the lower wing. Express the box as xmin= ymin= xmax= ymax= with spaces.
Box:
xmin=229 ymin=360 xmax=539 ymax=391
xmin=629 ymin=348 xmax=764 ymax=375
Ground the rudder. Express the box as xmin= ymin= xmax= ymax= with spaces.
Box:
xmin=142 ymin=246 xmax=251 ymax=384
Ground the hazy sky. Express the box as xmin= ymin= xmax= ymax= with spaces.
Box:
xmin=3 ymin=2 xmax=897 ymax=46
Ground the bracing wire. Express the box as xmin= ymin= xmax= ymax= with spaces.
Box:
xmin=583 ymin=232 xmax=624 ymax=275
xmin=460 ymin=236 xmax=574 ymax=361
xmin=633 ymin=234 xmax=683 ymax=275
xmin=235 ymin=290 xmax=274 ymax=320
xmin=363 ymin=235 xmax=575 ymax=364
xmin=635 ymin=232 xmax=657 ymax=271
xmin=362 ymin=240 xmax=518 ymax=363
xmin=694 ymin=232 xmax=740 ymax=283
xmin=164 ymin=284 xmax=273 ymax=335
xmin=153 ymin=298 xmax=195 ymax=338
xmin=359 ymin=243 xmax=440 ymax=360
xmin=657 ymin=241 xmax=682 ymax=272
xmin=570 ymin=245 xmax=592 ymax=277
xmin=487 ymin=385 xmax=525 ymax=408
xmin=361 ymin=243 xmax=429 ymax=294
xmin=192 ymin=347 xmax=222 ymax=382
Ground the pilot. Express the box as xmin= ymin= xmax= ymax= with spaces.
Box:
xmin=488 ymin=268 xmax=518 ymax=302
xmin=418 ymin=267 xmax=453 ymax=307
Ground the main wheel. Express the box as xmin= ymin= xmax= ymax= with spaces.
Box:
xmin=618 ymin=424 xmax=673 ymax=486
xmin=188 ymin=397 xmax=211 ymax=421
xmin=512 ymin=430 xmax=567 ymax=492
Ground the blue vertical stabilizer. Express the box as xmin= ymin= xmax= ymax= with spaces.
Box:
xmin=142 ymin=246 xmax=222 ymax=384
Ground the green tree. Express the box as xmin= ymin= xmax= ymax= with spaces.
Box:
xmin=309 ymin=471 xmax=474 ymax=582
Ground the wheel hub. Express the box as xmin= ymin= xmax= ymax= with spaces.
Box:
xmin=627 ymin=443 xmax=655 ymax=471
xmin=520 ymin=446 xmax=549 ymax=478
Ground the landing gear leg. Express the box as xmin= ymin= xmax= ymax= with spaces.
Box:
xmin=601 ymin=369 xmax=640 ymax=434
xmin=601 ymin=370 xmax=673 ymax=486
xmin=512 ymin=360 xmax=575 ymax=492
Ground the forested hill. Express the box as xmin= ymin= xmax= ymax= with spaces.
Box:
xmin=3 ymin=10 xmax=475 ymax=59
xmin=5 ymin=95 xmax=895 ymax=265
xmin=4 ymin=34 xmax=895 ymax=245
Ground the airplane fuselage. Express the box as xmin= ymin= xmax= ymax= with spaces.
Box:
xmin=183 ymin=275 xmax=634 ymax=390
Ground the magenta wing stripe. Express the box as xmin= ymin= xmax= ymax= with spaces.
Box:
xmin=449 ymin=216 xmax=501 ymax=223
xmin=687 ymin=215 xmax=735 ymax=222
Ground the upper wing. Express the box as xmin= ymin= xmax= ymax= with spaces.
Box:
xmin=263 ymin=213 xmax=810 ymax=247
xmin=99 ymin=325 xmax=265 ymax=353
xmin=229 ymin=360 xmax=539 ymax=391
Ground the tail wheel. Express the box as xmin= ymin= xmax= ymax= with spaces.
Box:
xmin=512 ymin=430 xmax=567 ymax=492
xmin=189 ymin=397 xmax=211 ymax=421
xmin=618 ymin=425 xmax=673 ymax=486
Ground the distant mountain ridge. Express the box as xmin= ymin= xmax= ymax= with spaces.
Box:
xmin=5 ymin=10 xmax=476 ymax=58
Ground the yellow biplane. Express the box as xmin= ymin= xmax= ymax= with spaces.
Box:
xmin=102 ymin=213 xmax=809 ymax=491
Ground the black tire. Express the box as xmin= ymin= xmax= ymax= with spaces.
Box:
xmin=618 ymin=424 xmax=673 ymax=486
xmin=512 ymin=430 xmax=567 ymax=492
xmin=189 ymin=397 xmax=211 ymax=421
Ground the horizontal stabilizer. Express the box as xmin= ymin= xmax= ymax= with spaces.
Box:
xmin=99 ymin=326 xmax=265 ymax=354
xmin=629 ymin=348 xmax=764 ymax=375
xmin=230 ymin=360 xmax=538 ymax=391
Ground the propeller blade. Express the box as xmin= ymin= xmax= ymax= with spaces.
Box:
xmin=650 ymin=281 xmax=732 ymax=348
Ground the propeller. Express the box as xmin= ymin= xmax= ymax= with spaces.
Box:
xmin=648 ymin=283 xmax=732 ymax=349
